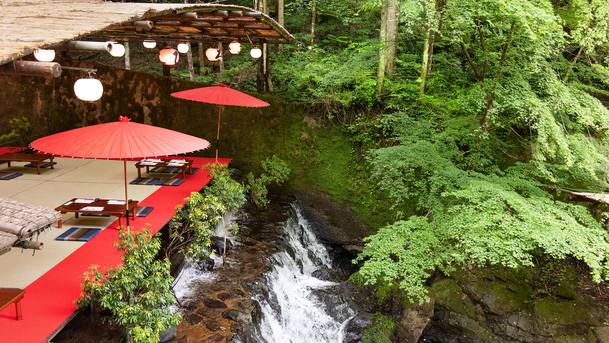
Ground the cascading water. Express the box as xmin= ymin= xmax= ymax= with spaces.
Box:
xmin=250 ymin=204 xmax=357 ymax=343
xmin=171 ymin=197 xmax=359 ymax=343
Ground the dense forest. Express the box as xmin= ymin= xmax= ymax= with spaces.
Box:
xmin=102 ymin=0 xmax=609 ymax=306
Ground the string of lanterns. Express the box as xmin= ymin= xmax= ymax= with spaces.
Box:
xmin=32 ymin=38 xmax=262 ymax=102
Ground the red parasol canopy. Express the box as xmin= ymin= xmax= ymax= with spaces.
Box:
xmin=30 ymin=117 xmax=210 ymax=229
xmin=171 ymin=83 xmax=270 ymax=107
xmin=31 ymin=116 xmax=210 ymax=159
xmin=171 ymin=84 xmax=269 ymax=161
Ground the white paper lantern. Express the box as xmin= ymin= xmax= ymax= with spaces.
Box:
xmin=159 ymin=48 xmax=179 ymax=65
xmin=33 ymin=48 xmax=55 ymax=62
xmin=74 ymin=77 xmax=103 ymax=102
xmin=228 ymin=41 xmax=241 ymax=55
xmin=250 ymin=47 xmax=262 ymax=59
xmin=109 ymin=43 xmax=125 ymax=57
xmin=143 ymin=40 xmax=157 ymax=49
xmin=205 ymin=47 xmax=220 ymax=62
xmin=177 ymin=43 xmax=189 ymax=54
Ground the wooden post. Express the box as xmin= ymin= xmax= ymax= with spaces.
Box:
xmin=0 ymin=61 xmax=62 ymax=78
xmin=187 ymin=44 xmax=195 ymax=81
xmin=198 ymin=43 xmax=205 ymax=74
xmin=124 ymin=41 xmax=131 ymax=70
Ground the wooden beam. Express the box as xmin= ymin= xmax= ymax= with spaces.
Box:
xmin=0 ymin=61 xmax=62 ymax=78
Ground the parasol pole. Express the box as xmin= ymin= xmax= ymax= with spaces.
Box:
xmin=124 ymin=159 xmax=130 ymax=231
xmin=216 ymin=105 xmax=222 ymax=163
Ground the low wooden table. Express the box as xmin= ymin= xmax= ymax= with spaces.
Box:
xmin=54 ymin=198 xmax=138 ymax=228
xmin=135 ymin=158 xmax=193 ymax=179
xmin=0 ymin=152 xmax=54 ymax=175
xmin=0 ymin=288 xmax=26 ymax=320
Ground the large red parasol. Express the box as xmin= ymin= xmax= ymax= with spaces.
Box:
xmin=171 ymin=84 xmax=269 ymax=161
xmin=31 ymin=116 xmax=210 ymax=228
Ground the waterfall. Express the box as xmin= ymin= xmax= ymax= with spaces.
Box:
xmin=251 ymin=204 xmax=357 ymax=343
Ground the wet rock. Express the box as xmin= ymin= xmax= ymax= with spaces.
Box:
xmin=223 ymin=309 xmax=251 ymax=325
xmin=203 ymin=319 xmax=223 ymax=332
xmin=159 ymin=325 xmax=177 ymax=343
xmin=228 ymin=285 xmax=247 ymax=298
xmin=217 ymin=292 xmax=232 ymax=300
xmin=183 ymin=313 xmax=203 ymax=325
xmin=196 ymin=307 xmax=221 ymax=319
xmin=239 ymin=278 xmax=270 ymax=299
xmin=343 ymin=312 xmax=372 ymax=343
xmin=207 ymin=333 xmax=224 ymax=342
xmin=203 ymin=298 xmax=228 ymax=309
xmin=194 ymin=257 xmax=214 ymax=272
xmin=210 ymin=236 xmax=234 ymax=255
xmin=211 ymin=283 xmax=225 ymax=292
xmin=312 ymin=267 xmax=332 ymax=281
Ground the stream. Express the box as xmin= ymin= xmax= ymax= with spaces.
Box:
xmin=172 ymin=193 xmax=361 ymax=343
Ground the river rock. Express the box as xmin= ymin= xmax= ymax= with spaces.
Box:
xmin=396 ymin=296 xmax=435 ymax=343
xmin=194 ymin=257 xmax=214 ymax=272
xmin=344 ymin=312 xmax=373 ymax=343
xmin=210 ymin=236 xmax=233 ymax=255
xmin=203 ymin=298 xmax=228 ymax=309
xmin=223 ymin=309 xmax=251 ymax=325
xmin=159 ymin=324 xmax=177 ymax=343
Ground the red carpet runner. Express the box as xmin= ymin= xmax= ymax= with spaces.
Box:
xmin=0 ymin=157 xmax=230 ymax=342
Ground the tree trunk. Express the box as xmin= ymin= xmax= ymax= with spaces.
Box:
xmin=278 ymin=0 xmax=284 ymax=51
xmin=310 ymin=0 xmax=316 ymax=48
xmin=187 ymin=44 xmax=195 ymax=81
xmin=564 ymin=46 xmax=584 ymax=83
xmin=218 ymin=42 xmax=224 ymax=73
xmin=198 ymin=43 xmax=205 ymax=74
xmin=377 ymin=0 xmax=388 ymax=95
xmin=419 ymin=27 xmax=432 ymax=95
xmin=124 ymin=41 xmax=130 ymax=70
xmin=385 ymin=0 xmax=399 ymax=75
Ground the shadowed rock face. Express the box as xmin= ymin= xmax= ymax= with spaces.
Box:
xmin=417 ymin=267 xmax=609 ymax=343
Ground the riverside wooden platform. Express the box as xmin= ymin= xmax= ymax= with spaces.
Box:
xmin=54 ymin=198 xmax=138 ymax=228
xmin=0 ymin=153 xmax=54 ymax=175
xmin=0 ymin=288 xmax=26 ymax=320
xmin=135 ymin=158 xmax=193 ymax=179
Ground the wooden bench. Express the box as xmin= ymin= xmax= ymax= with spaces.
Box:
xmin=135 ymin=158 xmax=193 ymax=179
xmin=54 ymin=198 xmax=138 ymax=228
xmin=0 ymin=288 xmax=26 ymax=320
xmin=0 ymin=152 xmax=54 ymax=175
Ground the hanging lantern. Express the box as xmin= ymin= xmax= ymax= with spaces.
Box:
xmin=250 ymin=47 xmax=262 ymax=59
xmin=177 ymin=42 xmax=189 ymax=54
xmin=143 ymin=40 xmax=156 ymax=49
xmin=74 ymin=75 xmax=103 ymax=102
xmin=108 ymin=42 xmax=125 ymax=57
xmin=205 ymin=47 xmax=220 ymax=62
xmin=33 ymin=48 xmax=55 ymax=62
xmin=228 ymin=41 xmax=242 ymax=55
xmin=159 ymin=47 xmax=179 ymax=66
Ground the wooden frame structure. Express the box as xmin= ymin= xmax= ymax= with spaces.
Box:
xmin=0 ymin=0 xmax=293 ymax=67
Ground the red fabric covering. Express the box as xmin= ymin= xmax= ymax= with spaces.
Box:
xmin=171 ymin=83 xmax=269 ymax=107
xmin=0 ymin=157 xmax=230 ymax=342
xmin=30 ymin=118 xmax=210 ymax=160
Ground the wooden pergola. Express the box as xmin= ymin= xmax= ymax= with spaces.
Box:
xmin=0 ymin=0 xmax=293 ymax=90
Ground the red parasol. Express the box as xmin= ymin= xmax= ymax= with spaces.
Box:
xmin=171 ymin=84 xmax=269 ymax=161
xmin=31 ymin=116 xmax=210 ymax=228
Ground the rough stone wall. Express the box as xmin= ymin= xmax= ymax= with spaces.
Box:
xmin=0 ymin=57 xmax=287 ymax=166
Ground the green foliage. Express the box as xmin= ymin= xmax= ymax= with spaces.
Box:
xmin=245 ymin=155 xmax=291 ymax=208
xmin=361 ymin=312 xmax=395 ymax=343
xmin=166 ymin=163 xmax=246 ymax=261
xmin=0 ymin=117 xmax=30 ymax=148
xmin=76 ymin=229 xmax=180 ymax=343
